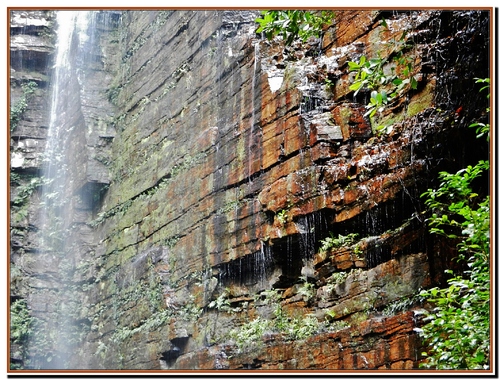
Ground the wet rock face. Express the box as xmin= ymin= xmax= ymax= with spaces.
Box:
xmin=10 ymin=11 xmax=54 ymax=170
xmin=10 ymin=9 xmax=55 ymax=318
xmin=10 ymin=10 xmax=489 ymax=370
xmin=10 ymin=11 xmax=54 ymax=75
xmin=174 ymin=310 xmax=423 ymax=370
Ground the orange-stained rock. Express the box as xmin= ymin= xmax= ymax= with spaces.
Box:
xmin=332 ymin=103 xmax=372 ymax=141
xmin=267 ymin=313 xmax=412 ymax=369
xmin=333 ymin=10 xmax=381 ymax=48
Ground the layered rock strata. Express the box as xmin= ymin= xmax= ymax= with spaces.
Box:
xmin=9 ymin=9 xmax=490 ymax=370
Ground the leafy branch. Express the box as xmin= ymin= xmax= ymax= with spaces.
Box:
xmin=255 ymin=10 xmax=335 ymax=45
xmin=416 ymin=79 xmax=490 ymax=370
xmin=469 ymin=78 xmax=490 ymax=141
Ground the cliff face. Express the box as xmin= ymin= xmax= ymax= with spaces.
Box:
xmin=9 ymin=10 xmax=490 ymax=370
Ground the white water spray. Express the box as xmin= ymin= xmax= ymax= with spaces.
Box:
xmin=33 ymin=11 xmax=92 ymax=369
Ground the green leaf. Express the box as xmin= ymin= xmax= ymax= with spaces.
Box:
xmin=380 ymin=90 xmax=388 ymax=103
xmin=348 ymin=60 xmax=361 ymax=70
xmin=410 ymin=76 xmax=418 ymax=89
xmin=393 ymin=78 xmax=403 ymax=86
xmin=349 ymin=82 xmax=363 ymax=92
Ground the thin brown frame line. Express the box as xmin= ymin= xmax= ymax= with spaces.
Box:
xmin=6 ymin=8 xmax=495 ymax=374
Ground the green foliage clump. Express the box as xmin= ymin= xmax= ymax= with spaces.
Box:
xmin=329 ymin=271 xmax=349 ymax=286
xmin=10 ymin=299 xmax=33 ymax=345
xmin=228 ymin=288 xmax=347 ymax=353
xmin=11 ymin=176 xmax=47 ymax=208
xmin=276 ymin=209 xmax=288 ymax=225
xmin=10 ymin=299 xmax=33 ymax=369
xmin=208 ymin=288 xmax=235 ymax=314
xmin=416 ymin=79 xmax=490 ymax=370
xmin=286 ymin=314 xmax=322 ymax=340
xmin=349 ymin=54 xmax=417 ymax=118
xmin=347 ymin=22 xmax=417 ymax=133
xmin=422 ymin=160 xmax=489 ymax=245
xmin=417 ymin=163 xmax=490 ymax=369
xmin=10 ymin=299 xmax=51 ymax=369
xmin=10 ymin=81 xmax=38 ymax=132
xmin=229 ymin=316 xmax=273 ymax=352
xmin=255 ymin=10 xmax=335 ymax=45
xmin=11 ymin=175 xmax=50 ymax=224
xmin=469 ymin=78 xmax=490 ymax=141
xmin=382 ymin=293 xmax=424 ymax=316
xmin=319 ymin=232 xmax=359 ymax=253
xmin=297 ymin=276 xmax=316 ymax=303
xmin=417 ymin=263 xmax=489 ymax=370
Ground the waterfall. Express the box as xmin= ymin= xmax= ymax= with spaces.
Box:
xmin=34 ymin=11 xmax=92 ymax=369
xmin=255 ymin=241 xmax=272 ymax=288
xmin=41 ymin=11 xmax=90 ymax=249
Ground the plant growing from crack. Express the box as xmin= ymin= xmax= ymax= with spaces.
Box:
xmin=10 ymin=81 xmax=38 ymax=132
xmin=228 ymin=286 xmax=354 ymax=353
xmin=319 ymin=232 xmax=359 ymax=253
xmin=348 ymin=20 xmax=418 ymax=134
xmin=10 ymin=298 xmax=54 ymax=369
xmin=275 ymin=209 xmax=288 ymax=225
xmin=348 ymin=53 xmax=417 ymax=118
xmin=208 ymin=288 xmax=236 ymax=314
xmin=297 ymin=275 xmax=316 ymax=303
xmin=382 ymin=292 xmax=424 ymax=316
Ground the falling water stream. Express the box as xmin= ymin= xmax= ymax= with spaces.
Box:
xmin=35 ymin=11 xmax=92 ymax=369
xmin=41 ymin=11 xmax=90 ymax=240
